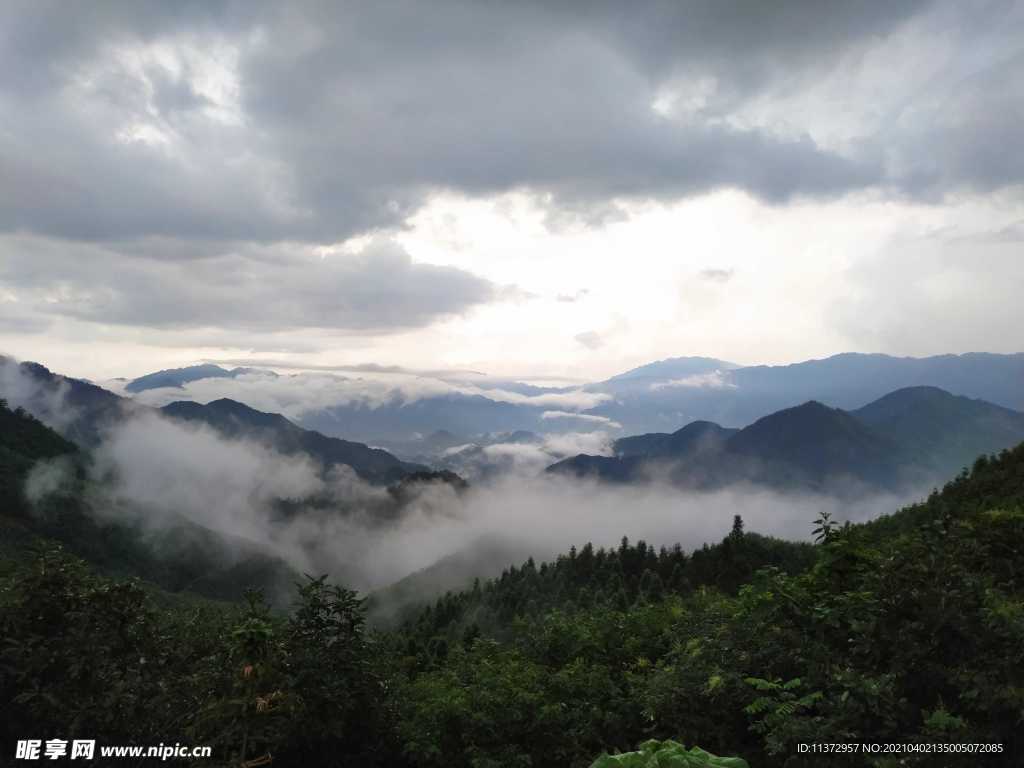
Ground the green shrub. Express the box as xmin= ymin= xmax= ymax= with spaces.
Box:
xmin=590 ymin=739 xmax=748 ymax=767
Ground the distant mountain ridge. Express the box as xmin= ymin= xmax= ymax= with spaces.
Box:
xmin=118 ymin=352 xmax=1024 ymax=441
xmin=0 ymin=398 xmax=301 ymax=604
xmin=0 ymin=392 xmax=457 ymax=605
xmin=549 ymin=386 xmax=1024 ymax=493
xmin=0 ymin=357 xmax=135 ymax=446
xmin=613 ymin=421 xmax=738 ymax=459
xmin=162 ymin=398 xmax=424 ymax=484
xmin=125 ymin=363 xmax=263 ymax=393
xmin=588 ymin=352 xmax=1024 ymax=435
xmin=604 ymin=357 xmax=739 ymax=384
xmin=852 ymin=386 xmax=1024 ymax=478
xmin=0 ymin=358 xmax=424 ymax=484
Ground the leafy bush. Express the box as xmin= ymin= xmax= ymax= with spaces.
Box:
xmin=590 ymin=739 xmax=748 ymax=767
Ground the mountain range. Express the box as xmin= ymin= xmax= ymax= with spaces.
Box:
xmin=0 ymin=397 xmax=300 ymax=603
xmin=0 ymin=357 xmax=421 ymax=485
xmin=585 ymin=352 xmax=1024 ymax=436
xmin=0 ymin=356 xmax=134 ymax=446
xmin=7 ymin=354 xmax=1024 ymax=496
xmin=114 ymin=352 xmax=1024 ymax=443
xmin=548 ymin=386 xmax=1024 ymax=494
xmin=0 ymin=386 xmax=454 ymax=605
xmin=124 ymin=363 xmax=263 ymax=393
xmin=6 ymin=354 xmax=1024 ymax=616
xmin=162 ymin=398 xmax=425 ymax=484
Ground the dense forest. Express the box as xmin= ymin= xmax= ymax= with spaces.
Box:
xmin=2 ymin=400 xmax=1023 ymax=766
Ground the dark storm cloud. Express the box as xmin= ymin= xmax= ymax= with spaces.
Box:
xmin=891 ymin=46 xmax=1024 ymax=198
xmin=0 ymin=236 xmax=495 ymax=333
xmin=234 ymin=2 xmax=880 ymax=236
xmin=0 ymin=0 xmax=1021 ymax=341
xmin=201 ymin=359 xmax=487 ymax=377
xmin=5 ymin=0 xmax=1011 ymax=249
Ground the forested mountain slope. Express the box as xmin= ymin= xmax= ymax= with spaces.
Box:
xmin=163 ymin=398 xmax=424 ymax=483
xmin=853 ymin=386 xmax=1024 ymax=478
xmin=0 ymin=357 xmax=133 ymax=447
xmin=613 ymin=420 xmax=738 ymax=459
xmin=1 ymin=358 xmax=426 ymax=484
xmin=3 ymin=391 xmax=1022 ymax=765
xmin=0 ymin=399 xmax=298 ymax=599
xmin=390 ymin=441 xmax=1024 ymax=766
xmin=550 ymin=387 xmax=1024 ymax=494
xmin=122 ymin=352 xmax=1024 ymax=441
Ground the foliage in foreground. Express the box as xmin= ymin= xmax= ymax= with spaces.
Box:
xmin=1 ymin=443 xmax=1023 ymax=766
xmin=0 ymin=553 xmax=392 ymax=766
xmin=590 ymin=739 xmax=749 ymax=767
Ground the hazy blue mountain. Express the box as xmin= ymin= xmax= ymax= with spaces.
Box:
xmin=298 ymin=393 xmax=549 ymax=443
xmin=422 ymin=429 xmax=466 ymax=451
xmin=485 ymin=430 xmax=543 ymax=445
xmin=549 ymin=387 xmax=1024 ymax=493
xmin=125 ymin=363 xmax=263 ymax=393
xmin=613 ymin=421 xmax=738 ymax=459
xmin=585 ymin=352 xmax=1024 ymax=434
xmin=162 ymin=398 xmax=425 ymax=483
xmin=730 ymin=352 xmax=1024 ymax=411
xmin=0 ymin=358 xmax=427 ymax=483
xmin=852 ymin=386 xmax=1024 ymax=478
xmin=546 ymin=453 xmax=645 ymax=483
xmin=602 ymin=356 xmax=738 ymax=387
xmin=119 ymin=352 xmax=1024 ymax=442
xmin=550 ymin=401 xmax=907 ymax=491
xmin=723 ymin=400 xmax=906 ymax=489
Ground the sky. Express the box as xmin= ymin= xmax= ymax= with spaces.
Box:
xmin=1 ymin=0 xmax=1022 ymax=383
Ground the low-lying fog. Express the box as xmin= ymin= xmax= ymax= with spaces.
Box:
xmin=26 ymin=404 xmax=922 ymax=596
xmin=7 ymin=357 xmax=925 ymax=602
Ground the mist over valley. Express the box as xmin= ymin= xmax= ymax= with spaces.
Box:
xmin=3 ymin=2 xmax=1023 ymax=763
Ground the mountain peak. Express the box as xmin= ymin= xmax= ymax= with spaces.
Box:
xmin=160 ymin=397 xmax=423 ymax=483
xmin=860 ymin=385 xmax=956 ymax=405
xmin=724 ymin=399 xmax=901 ymax=487
xmin=852 ymin=385 xmax=1024 ymax=477
xmin=206 ymin=397 xmax=266 ymax=414
xmin=673 ymin=419 xmax=728 ymax=435
xmin=125 ymin=364 xmax=259 ymax=393
xmin=613 ymin=419 xmax=737 ymax=459
xmin=605 ymin=356 xmax=738 ymax=383
xmin=732 ymin=399 xmax=860 ymax=439
xmin=164 ymin=398 xmax=293 ymax=433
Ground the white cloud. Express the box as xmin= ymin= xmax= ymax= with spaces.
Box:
xmin=650 ymin=370 xmax=738 ymax=390
xmin=117 ymin=368 xmax=610 ymax=421
xmin=0 ymin=235 xmax=498 ymax=334
xmin=541 ymin=410 xmax=622 ymax=428
xmin=575 ymin=330 xmax=605 ymax=350
xmin=0 ymin=2 xmax=1021 ymax=384
xmin=25 ymin=404 xmax=917 ymax=594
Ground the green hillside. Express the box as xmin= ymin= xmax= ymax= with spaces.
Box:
xmin=0 ymin=399 xmax=300 ymax=602
xmin=3 ymin=398 xmax=1022 ymax=765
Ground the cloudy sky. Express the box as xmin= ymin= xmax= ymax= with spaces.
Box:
xmin=1 ymin=0 xmax=1022 ymax=382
